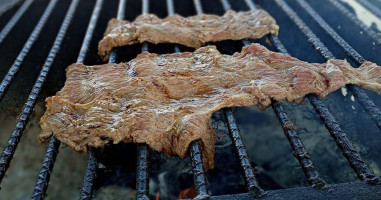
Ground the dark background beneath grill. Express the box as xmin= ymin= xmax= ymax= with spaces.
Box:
xmin=0 ymin=0 xmax=380 ymax=199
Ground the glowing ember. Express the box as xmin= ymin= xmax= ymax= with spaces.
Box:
xmin=155 ymin=191 xmax=160 ymax=200
xmin=178 ymin=185 xmax=196 ymax=199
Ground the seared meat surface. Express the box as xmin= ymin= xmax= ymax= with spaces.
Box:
xmin=98 ymin=10 xmax=279 ymax=61
xmin=40 ymin=44 xmax=381 ymax=169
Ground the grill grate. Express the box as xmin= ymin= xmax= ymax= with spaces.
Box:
xmin=0 ymin=0 xmax=33 ymax=44
xmin=0 ymin=0 xmax=380 ymax=199
xmin=233 ymin=0 xmax=328 ymax=190
xmin=0 ymin=0 xmax=59 ymax=183
xmin=296 ymin=0 xmax=381 ymax=129
xmin=273 ymin=0 xmax=379 ymax=185
xmin=327 ymin=0 xmax=381 ymax=44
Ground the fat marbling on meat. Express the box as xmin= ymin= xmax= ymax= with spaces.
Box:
xmin=40 ymin=43 xmax=381 ymax=169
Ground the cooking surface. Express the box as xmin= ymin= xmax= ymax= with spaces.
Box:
xmin=0 ymin=0 xmax=380 ymax=199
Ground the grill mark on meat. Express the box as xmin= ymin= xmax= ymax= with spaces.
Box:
xmin=40 ymin=43 xmax=381 ymax=169
xmin=98 ymin=10 xmax=279 ymax=61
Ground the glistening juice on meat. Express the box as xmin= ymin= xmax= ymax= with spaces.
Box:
xmin=40 ymin=44 xmax=381 ymax=169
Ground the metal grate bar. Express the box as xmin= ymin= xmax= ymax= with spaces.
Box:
xmin=355 ymin=0 xmax=381 ymax=20
xmin=273 ymin=0 xmax=381 ymax=130
xmin=296 ymin=0 xmax=365 ymax=66
xmin=346 ymin=83 xmax=381 ymax=129
xmin=271 ymin=101 xmax=327 ymax=188
xmin=215 ymin=0 xmax=267 ymax=195
xmin=189 ymin=141 xmax=210 ymax=199
xmin=274 ymin=0 xmax=336 ymax=60
xmin=76 ymin=0 xmax=105 ymax=199
xmin=76 ymin=0 xmax=104 ymax=64
xmin=166 ymin=0 xmax=175 ymax=15
xmin=194 ymin=0 xmax=265 ymax=196
xmin=220 ymin=0 xmax=231 ymax=11
xmin=326 ymin=0 xmax=381 ymax=44
xmin=31 ymin=137 xmax=61 ymax=200
xmin=272 ymin=0 xmax=380 ymax=185
xmin=135 ymin=48 xmax=150 ymax=199
xmin=80 ymin=148 xmax=98 ymax=200
xmin=266 ymin=31 xmax=328 ymax=186
xmin=244 ymin=0 xmax=257 ymax=10
xmin=0 ymin=0 xmax=71 ymax=185
xmin=136 ymin=144 xmax=149 ymax=199
xmin=116 ymin=0 xmax=127 ymax=20
xmin=220 ymin=0 xmax=325 ymax=189
xmin=142 ymin=0 xmax=149 ymax=15
xmin=28 ymin=0 xmax=82 ymax=198
xmin=109 ymin=0 xmax=127 ymax=63
xmin=223 ymin=108 xmax=265 ymax=196
xmin=268 ymin=34 xmax=288 ymax=54
xmin=0 ymin=0 xmax=34 ymax=45
xmin=193 ymin=0 xmax=204 ymax=15
xmin=82 ymin=1 xmax=126 ymax=200
xmin=167 ymin=1 xmax=210 ymax=197
xmin=175 ymin=42 xmax=209 ymax=198
xmin=308 ymin=94 xmax=380 ymax=184
xmin=294 ymin=0 xmax=381 ymax=130
xmin=136 ymin=1 xmax=150 ymax=199
xmin=0 ymin=0 xmax=58 ymax=100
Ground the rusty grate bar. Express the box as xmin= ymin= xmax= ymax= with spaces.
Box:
xmin=326 ymin=0 xmax=381 ymax=44
xmin=355 ymin=0 xmax=381 ymax=19
xmin=0 ymin=0 xmax=58 ymax=100
xmin=28 ymin=0 xmax=82 ymax=198
xmin=167 ymin=0 xmax=210 ymax=197
xmin=272 ymin=0 xmax=380 ymax=185
xmin=294 ymin=0 xmax=381 ymax=130
xmin=0 ymin=0 xmax=34 ymax=44
xmin=219 ymin=0 xmax=325 ymax=189
xmin=0 ymin=0 xmax=68 ymax=185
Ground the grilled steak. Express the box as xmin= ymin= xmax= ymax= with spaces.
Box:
xmin=98 ymin=10 xmax=279 ymax=61
xmin=40 ymin=43 xmax=381 ymax=169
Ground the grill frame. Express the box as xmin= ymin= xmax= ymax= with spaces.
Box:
xmin=0 ymin=0 xmax=379 ymax=199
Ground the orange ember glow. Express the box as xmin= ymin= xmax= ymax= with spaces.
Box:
xmin=178 ymin=185 xmax=197 ymax=199
xmin=155 ymin=191 xmax=160 ymax=200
